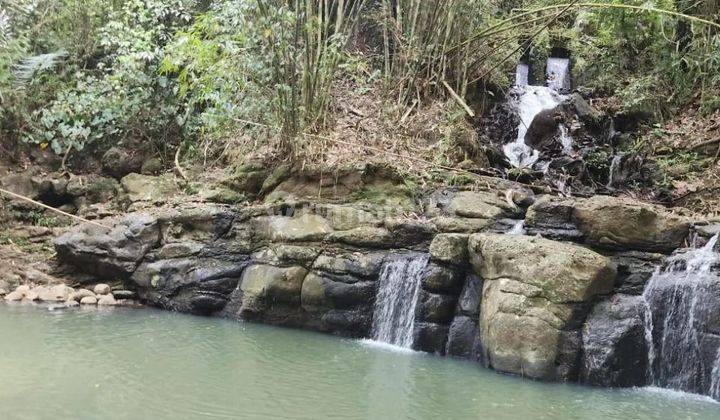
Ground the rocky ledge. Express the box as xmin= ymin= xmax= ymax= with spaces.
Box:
xmin=31 ymin=182 xmax=720 ymax=392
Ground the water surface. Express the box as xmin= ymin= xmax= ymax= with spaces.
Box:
xmin=1 ymin=303 xmax=719 ymax=420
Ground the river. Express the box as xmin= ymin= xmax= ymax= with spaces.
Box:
xmin=1 ymin=303 xmax=719 ymax=420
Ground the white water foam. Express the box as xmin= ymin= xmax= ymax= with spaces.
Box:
xmin=370 ymin=254 xmax=429 ymax=349
xmin=504 ymin=85 xmax=566 ymax=168
xmin=643 ymin=234 xmax=720 ymax=396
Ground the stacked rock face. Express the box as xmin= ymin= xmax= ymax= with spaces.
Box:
xmin=54 ymin=187 xmax=703 ymax=392
xmin=468 ymin=233 xmax=616 ymax=380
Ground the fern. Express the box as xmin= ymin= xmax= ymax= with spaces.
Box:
xmin=12 ymin=51 xmax=67 ymax=87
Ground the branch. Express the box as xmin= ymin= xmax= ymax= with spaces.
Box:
xmin=0 ymin=187 xmax=112 ymax=230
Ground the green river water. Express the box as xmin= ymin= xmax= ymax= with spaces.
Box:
xmin=1 ymin=303 xmax=719 ymax=420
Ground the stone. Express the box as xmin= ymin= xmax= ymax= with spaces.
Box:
xmin=446 ymin=316 xmax=482 ymax=360
xmin=300 ymin=273 xmax=328 ymax=311
xmin=253 ymin=214 xmax=332 ymax=242
xmin=326 ymin=227 xmax=394 ymax=248
xmin=456 ymin=274 xmax=483 ymax=317
xmin=524 ymin=196 xmax=583 ymax=241
xmin=65 ymin=299 xmax=80 ymax=308
xmin=421 ymin=264 xmax=463 ymax=294
xmin=68 ymin=175 xmax=119 ymax=205
xmin=97 ymin=294 xmax=118 ymax=306
xmin=611 ymin=251 xmax=665 ymax=295
xmin=316 ymin=204 xmax=378 ymax=231
xmin=4 ymin=291 xmax=23 ymax=301
xmin=199 ymin=186 xmax=244 ymax=204
xmin=112 ymin=290 xmax=136 ymax=300
xmin=0 ymin=173 xmax=40 ymax=207
xmin=120 ymin=173 xmax=179 ymax=204
xmin=469 ymin=233 xmax=616 ymax=380
xmin=448 ymin=191 xmax=519 ymax=220
xmin=431 ymin=217 xmax=491 ymax=234
xmin=93 ymin=284 xmax=111 ymax=295
xmin=240 ymin=264 xmax=308 ymax=307
xmin=131 ymin=257 xmax=245 ymax=312
xmin=16 ymin=285 xmax=31 ymax=296
xmin=24 ymin=289 xmax=40 ymax=301
xmin=80 ymin=296 xmax=98 ymax=305
xmin=301 ymin=273 xmax=374 ymax=311
xmin=140 ymin=158 xmax=163 ymax=175
xmin=384 ymin=218 xmax=437 ymax=245
xmin=570 ymin=93 xmax=604 ymax=127
xmin=312 ymin=253 xmax=383 ymax=278
xmin=418 ymin=291 xmax=457 ymax=324
xmin=252 ymin=245 xmax=320 ymax=265
xmin=321 ymin=309 xmax=372 ymax=337
xmin=581 ymin=295 xmax=648 ymax=387
xmin=572 ymin=195 xmax=690 ymax=253
xmin=414 ymin=323 xmax=449 ymax=355
xmin=102 ymin=147 xmax=142 ymax=179
xmin=68 ymin=289 xmax=96 ymax=302
xmin=55 ymin=213 xmax=160 ymax=278
xmin=39 ymin=284 xmax=72 ymax=302
xmin=429 ymin=233 xmax=469 ymax=264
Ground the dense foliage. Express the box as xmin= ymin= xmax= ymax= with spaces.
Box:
xmin=0 ymin=0 xmax=718 ymax=163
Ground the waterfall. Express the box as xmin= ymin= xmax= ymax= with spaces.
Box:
xmin=515 ymin=62 xmax=529 ymax=86
xmin=506 ymin=220 xmax=525 ymax=235
xmin=371 ymin=254 xmax=429 ymax=348
xmin=503 ymin=57 xmax=570 ymax=168
xmin=643 ymin=234 xmax=720 ymax=395
xmin=546 ymin=57 xmax=571 ymax=92
xmin=559 ymin=124 xmax=573 ymax=155
xmin=607 ymin=154 xmax=623 ymax=188
xmin=503 ymin=85 xmax=566 ymax=168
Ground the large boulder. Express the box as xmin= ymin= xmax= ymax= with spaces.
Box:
xmin=469 ymin=233 xmax=616 ymax=380
xmin=102 ymin=147 xmax=142 ymax=179
xmin=132 ymin=257 xmax=246 ymax=314
xmin=448 ymin=191 xmax=520 ymax=220
xmin=526 ymin=195 xmax=690 ymax=253
xmin=120 ymin=173 xmax=179 ymax=204
xmin=239 ymin=264 xmax=308 ymax=312
xmin=572 ymin=196 xmax=690 ymax=253
xmin=581 ymin=294 xmax=648 ymax=387
xmin=312 ymin=253 xmax=384 ymax=279
xmin=429 ymin=234 xmax=469 ymax=265
xmin=55 ymin=214 xmax=160 ymax=278
xmin=300 ymin=273 xmax=374 ymax=311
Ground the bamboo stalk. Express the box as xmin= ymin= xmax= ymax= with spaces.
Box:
xmin=452 ymin=1 xmax=720 ymax=52
xmin=442 ymin=80 xmax=475 ymax=117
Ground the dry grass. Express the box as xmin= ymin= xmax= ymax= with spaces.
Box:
xmin=215 ymin=75 xmax=484 ymax=183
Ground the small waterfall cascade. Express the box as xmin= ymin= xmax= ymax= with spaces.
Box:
xmin=503 ymin=85 xmax=566 ymax=168
xmin=503 ymin=57 xmax=571 ymax=168
xmin=506 ymin=220 xmax=526 ymax=235
xmin=643 ymin=234 xmax=720 ymax=395
xmin=558 ymin=124 xmax=573 ymax=155
xmin=515 ymin=62 xmax=530 ymax=86
xmin=546 ymin=57 xmax=572 ymax=93
xmin=371 ymin=254 xmax=429 ymax=348
xmin=606 ymin=154 xmax=623 ymax=188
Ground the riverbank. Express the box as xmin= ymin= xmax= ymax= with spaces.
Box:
xmin=2 ymin=169 xmax=715 ymax=396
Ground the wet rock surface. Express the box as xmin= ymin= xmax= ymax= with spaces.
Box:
xmin=581 ymin=294 xmax=648 ymax=387
xmin=47 ymin=184 xmax=704 ymax=391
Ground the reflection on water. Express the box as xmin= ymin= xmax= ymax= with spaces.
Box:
xmin=1 ymin=303 xmax=719 ymax=420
